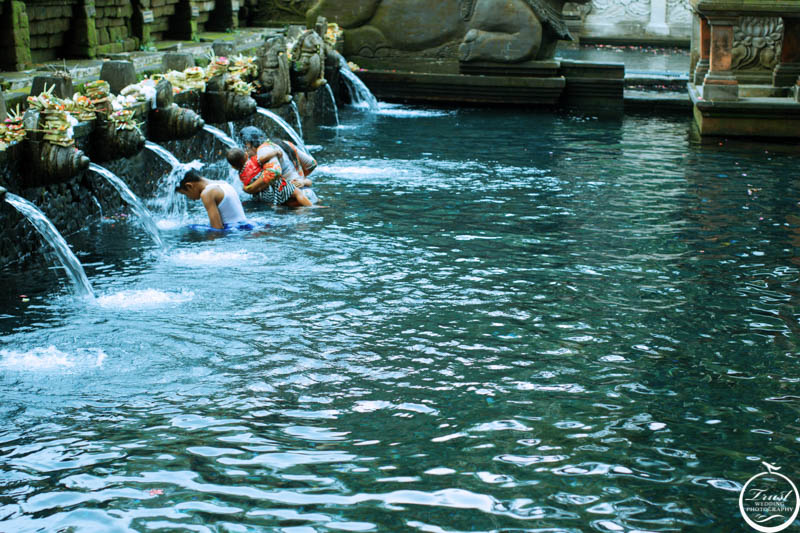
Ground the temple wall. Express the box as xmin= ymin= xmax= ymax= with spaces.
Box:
xmin=148 ymin=0 xmax=182 ymax=42
xmin=94 ymin=0 xmax=137 ymax=55
xmin=567 ymin=0 xmax=692 ymax=43
xmin=240 ymin=0 xmax=314 ymax=27
xmin=26 ymin=0 xmax=80 ymax=62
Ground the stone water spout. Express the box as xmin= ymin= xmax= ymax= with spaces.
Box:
xmin=0 ymin=185 xmax=6 ymax=199
xmin=89 ymin=114 xmax=147 ymax=163
xmin=148 ymin=80 xmax=206 ymax=141
xmin=254 ymin=35 xmax=292 ymax=108
xmin=201 ymin=74 xmax=257 ymax=124
xmin=290 ymin=29 xmax=327 ymax=92
xmin=22 ymin=109 xmax=90 ymax=186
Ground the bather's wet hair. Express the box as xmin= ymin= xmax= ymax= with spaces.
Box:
xmin=274 ymin=140 xmax=299 ymax=170
xmin=176 ymin=170 xmax=204 ymax=191
xmin=226 ymin=148 xmax=248 ymax=170
xmin=240 ymin=126 xmax=266 ymax=149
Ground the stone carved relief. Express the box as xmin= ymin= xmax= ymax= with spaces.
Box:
xmin=564 ymin=1 xmax=592 ymax=20
xmin=460 ymin=0 xmax=477 ymax=20
xmin=732 ymin=16 xmax=783 ymax=71
xmin=588 ymin=0 xmax=650 ymax=21
xmin=667 ymin=0 xmax=691 ymax=24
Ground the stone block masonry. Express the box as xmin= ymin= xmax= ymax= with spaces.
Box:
xmin=0 ymin=1 xmax=32 ymax=70
xmin=94 ymin=0 xmax=137 ymax=54
xmin=26 ymin=0 xmax=79 ymax=62
xmin=2 ymin=0 xmax=239 ymax=66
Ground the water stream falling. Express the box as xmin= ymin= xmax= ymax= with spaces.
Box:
xmin=152 ymin=160 xmax=204 ymax=220
xmin=88 ymin=163 xmax=164 ymax=247
xmin=144 ymin=141 xmax=180 ymax=169
xmin=323 ymin=84 xmax=340 ymax=127
xmin=227 ymin=121 xmax=236 ymax=139
xmin=256 ymin=107 xmax=305 ymax=150
xmin=4 ymin=193 xmax=94 ymax=298
xmin=202 ymin=124 xmax=238 ymax=149
xmin=338 ymin=55 xmax=378 ymax=111
xmin=289 ymin=101 xmax=304 ymax=139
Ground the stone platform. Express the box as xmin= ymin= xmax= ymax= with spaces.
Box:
xmin=689 ymin=83 xmax=800 ymax=138
xmin=355 ymin=59 xmax=624 ymax=109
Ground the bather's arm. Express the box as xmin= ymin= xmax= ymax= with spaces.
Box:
xmin=243 ymin=158 xmax=282 ymax=195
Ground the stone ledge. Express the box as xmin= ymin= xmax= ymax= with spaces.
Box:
xmin=690 ymin=83 xmax=800 ymax=138
xmin=356 ymin=70 xmax=566 ymax=106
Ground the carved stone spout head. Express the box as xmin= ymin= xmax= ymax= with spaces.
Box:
xmin=290 ymin=30 xmax=326 ymax=91
xmin=256 ymin=35 xmax=291 ymax=107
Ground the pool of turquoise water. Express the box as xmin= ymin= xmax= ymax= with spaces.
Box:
xmin=0 ymin=105 xmax=799 ymax=532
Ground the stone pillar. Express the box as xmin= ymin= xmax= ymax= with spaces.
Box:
xmin=100 ymin=60 xmax=137 ymax=94
xmin=162 ymin=52 xmax=195 ymax=72
xmin=0 ymin=86 xmax=6 ymax=122
xmin=646 ymin=0 xmax=669 ymax=36
xmin=212 ymin=41 xmax=236 ymax=58
xmin=694 ymin=16 xmax=710 ymax=85
xmin=703 ymin=17 xmax=738 ymax=101
xmin=69 ymin=0 xmax=98 ymax=59
xmin=774 ymin=17 xmax=800 ymax=87
xmin=31 ymin=75 xmax=74 ymax=98
xmin=0 ymin=1 xmax=32 ymax=70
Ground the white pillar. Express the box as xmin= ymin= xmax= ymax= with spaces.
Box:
xmin=646 ymin=0 xmax=670 ymax=35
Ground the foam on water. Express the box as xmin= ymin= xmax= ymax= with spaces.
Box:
xmin=0 ymin=346 xmax=107 ymax=370
xmin=168 ymin=249 xmax=264 ymax=267
xmin=96 ymin=289 xmax=194 ymax=309
xmin=156 ymin=219 xmax=183 ymax=230
xmin=377 ymin=103 xmax=454 ymax=118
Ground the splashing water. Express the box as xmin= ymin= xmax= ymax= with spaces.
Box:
xmin=96 ymin=289 xmax=194 ymax=310
xmin=202 ymin=125 xmax=238 ymax=149
xmin=91 ymin=195 xmax=104 ymax=218
xmin=323 ymin=84 xmax=340 ymax=127
xmin=228 ymin=121 xmax=236 ymax=139
xmin=4 ymin=193 xmax=95 ymax=298
xmin=0 ymin=346 xmax=107 ymax=370
xmin=168 ymin=249 xmax=265 ymax=267
xmin=152 ymin=160 xmax=204 ymax=220
xmin=89 ymin=163 xmax=164 ymax=248
xmin=144 ymin=141 xmax=180 ymax=169
xmin=338 ymin=55 xmax=378 ymax=111
xmin=256 ymin=107 xmax=306 ymax=151
xmin=290 ymin=101 xmax=304 ymax=139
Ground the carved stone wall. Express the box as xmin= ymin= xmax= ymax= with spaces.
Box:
xmin=242 ymin=0 xmax=314 ymax=26
xmin=731 ymin=16 xmax=783 ymax=83
xmin=574 ymin=0 xmax=692 ymax=42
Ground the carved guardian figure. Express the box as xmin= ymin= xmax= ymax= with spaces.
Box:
xmin=256 ymin=35 xmax=292 ymax=107
xmin=290 ymin=30 xmax=327 ymax=91
xmin=307 ymin=0 xmax=588 ymax=63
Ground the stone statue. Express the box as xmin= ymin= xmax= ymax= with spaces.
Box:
xmin=256 ymin=35 xmax=292 ymax=106
xmin=306 ymin=0 xmax=589 ymax=63
xmin=290 ymin=29 xmax=327 ymax=91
